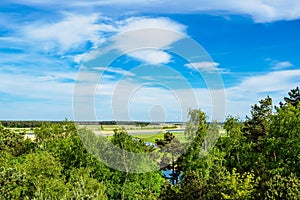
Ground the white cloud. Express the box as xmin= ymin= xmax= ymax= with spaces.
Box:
xmin=3 ymin=2 xmax=300 ymax=121
xmin=93 ymin=66 xmax=135 ymax=77
xmin=272 ymin=61 xmax=293 ymax=70
xmin=72 ymin=53 xmax=90 ymax=64
xmin=0 ymin=72 xmax=75 ymax=98
xmin=72 ymin=67 xmax=225 ymax=121
xmin=185 ymin=61 xmax=229 ymax=74
xmin=24 ymin=13 xmax=116 ymax=53
xmin=111 ymin=17 xmax=186 ymax=64
xmin=9 ymin=0 xmax=300 ymax=23
xmin=21 ymin=14 xmax=186 ymax=65
xmin=225 ymin=69 xmax=300 ymax=118
xmin=114 ymin=17 xmax=186 ymax=50
xmin=185 ymin=62 xmax=219 ymax=70
xmin=128 ymin=49 xmax=171 ymax=65
xmin=238 ymin=69 xmax=300 ymax=93
xmin=117 ymin=17 xmax=186 ymax=33
xmin=2 ymin=59 xmax=299 ymax=121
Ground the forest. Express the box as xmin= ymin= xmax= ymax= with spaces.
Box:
xmin=1 ymin=87 xmax=300 ymax=199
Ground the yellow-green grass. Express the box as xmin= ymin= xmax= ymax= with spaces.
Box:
xmin=106 ymin=131 xmax=187 ymax=144
xmin=131 ymin=133 xmax=165 ymax=143
xmin=80 ymin=124 xmax=185 ymax=131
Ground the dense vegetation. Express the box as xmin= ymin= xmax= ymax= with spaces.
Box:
xmin=0 ymin=120 xmax=156 ymax=128
xmin=1 ymin=87 xmax=300 ymax=199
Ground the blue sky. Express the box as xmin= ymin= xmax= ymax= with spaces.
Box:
xmin=1 ymin=1 xmax=300 ymax=122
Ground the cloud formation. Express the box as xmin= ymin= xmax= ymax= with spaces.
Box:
xmin=272 ymin=61 xmax=294 ymax=70
xmin=185 ymin=62 xmax=229 ymax=74
xmin=1 ymin=1 xmax=299 ymax=121
xmin=6 ymin=0 xmax=300 ymax=22
xmin=21 ymin=14 xmax=186 ymax=65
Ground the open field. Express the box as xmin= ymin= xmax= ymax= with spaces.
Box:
xmin=81 ymin=124 xmax=186 ymax=143
xmin=6 ymin=123 xmax=225 ymax=144
xmin=131 ymin=132 xmax=186 ymax=143
xmin=4 ymin=123 xmax=187 ymax=142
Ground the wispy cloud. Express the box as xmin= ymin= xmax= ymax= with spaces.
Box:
xmin=1 ymin=1 xmax=299 ymax=121
xmin=127 ymin=50 xmax=171 ymax=65
xmin=93 ymin=66 xmax=135 ymax=77
xmin=185 ymin=62 xmax=229 ymax=74
xmin=6 ymin=0 xmax=300 ymax=23
xmin=17 ymin=14 xmax=186 ymax=65
xmin=23 ymin=13 xmax=115 ymax=53
xmin=238 ymin=69 xmax=300 ymax=93
xmin=225 ymin=69 xmax=300 ymax=118
xmin=272 ymin=61 xmax=294 ymax=70
xmin=112 ymin=17 xmax=186 ymax=64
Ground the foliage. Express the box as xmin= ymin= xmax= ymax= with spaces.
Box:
xmin=134 ymin=122 xmax=150 ymax=128
xmin=155 ymin=132 xmax=183 ymax=185
xmin=243 ymin=96 xmax=273 ymax=151
xmin=218 ymin=116 xmax=246 ymax=171
xmin=220 ymin=168 xmax=258 ymax=200
xmin=265 ymin=103 xmax=300 ymax=176
xmin=263 ymin=173 xmax=300 ymax=200
xmin=2 ymin=87 xmax=300 ymax=199
xmin=0 ymin=120 xmax=43 ymax=128
xmin=279 ymin=86 xmax=300 ymax=108
xmin=0 ymin=124 xmax=33 ymax=156
xmin=67 ymin=168 xmax=107 ymax=199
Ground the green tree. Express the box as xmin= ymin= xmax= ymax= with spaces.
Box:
xmin=220 ymin=168 xmax=258 ymax=200
xmin=182 ymin=109 xmax=208 ymax=174
xmin=279 ymin=86 xmax=300 ymax=108
xmin=108 ymin=129 xmax=164 ymax=199
xmin=179 ymin=109 xmax=220 ymax=199
xmin=67 ymin=168 xmax=107 ymax=199
xmin=217 ymin=116 xmax=248 ymax=172
xmin=0 ymin=152 xmax=69 ymax=199
xmin=0 ymin=123 xmax=33 ymax=156
xmin=240 ymin=96 xmax=273 ymax=187
xmin=243 ymin=96 xmax=273 ymax=152
xmin=265 ymin=103 xmax=300 ymax=176
xmin=263 ymin=173 xmax=300 ymax=200
xmin=155 ymin=132 xmax=183 ymax=185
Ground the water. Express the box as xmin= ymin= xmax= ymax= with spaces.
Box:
xmin=165 ymin=129 xmax=184 ymax=133
xmin=162 ymin=169 xmax=182 ymax=185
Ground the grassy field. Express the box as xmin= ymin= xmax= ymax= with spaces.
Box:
xmin=7 ymin=123 xmax=223 ymax=145
xmin=136 ymin=132 xmax=186 ymax=143
xmin=81 ymin=124 xmax=187 ymax=143
xmin=106 ymin=131 xmax=186 ymax=143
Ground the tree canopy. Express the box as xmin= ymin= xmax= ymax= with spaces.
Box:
xmin=1 ymin=86 xmax=300 ymax=199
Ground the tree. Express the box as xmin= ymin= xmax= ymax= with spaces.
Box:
xmin=204 ymin=120 xmax=221 ymax=153
xmin=279 ymin=86 xmax=300 ymax=108
xmin=219 ymin=168 xmax=257 ymax=200
xmin=0 ymin=152 xmax=69 ymax=199
xmin=264 ymin=103 xmax=300 ymax=176
xmin=263 ymin=173 xmax=300 ymax=200
xmin=0 ymin=123 xmax=34 ymax=156
xmin=243 ymin=96 xmax=273 ymax=151
xmin=109 ymin=129 xmax=164 ymax=199
xmin=155 ymin=132 xmax=183 ymax=185
xmin=217 ymin=116 xmax=247 ymax=172
xmin=179 ymin=109 xmax=218 ymax=199
xmin=134 ymin=122 xmax=150 ymax=128
xmin=67 ymin=168 xmax=107 ymax=199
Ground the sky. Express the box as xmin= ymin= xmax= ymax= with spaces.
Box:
xmin=0 ymin=0 xmax=300 ymax=122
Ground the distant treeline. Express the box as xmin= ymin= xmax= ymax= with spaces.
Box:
xmin=0 ymin=120 xmax=187 ymax=128
xmin=0 ymin=121 xmax=50 ymax=128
